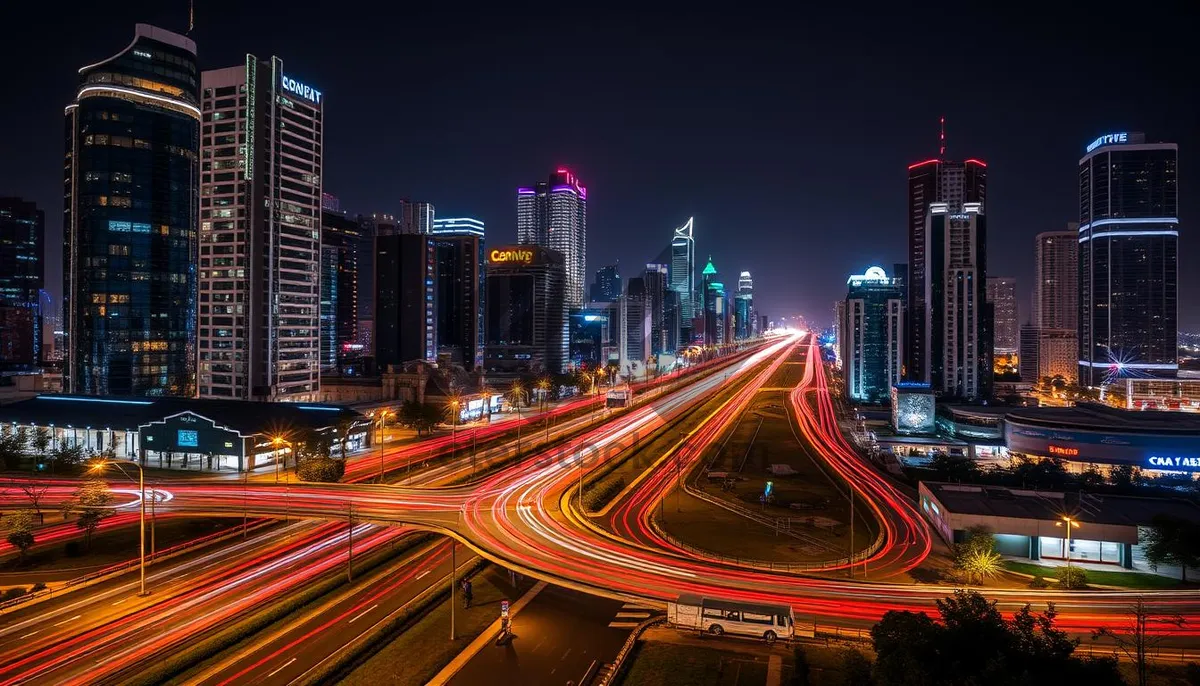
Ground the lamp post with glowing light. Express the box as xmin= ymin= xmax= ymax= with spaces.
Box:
xmin=447 ymin=396 xmax=461 ymax=462
xmin=510 ymin=382 xmax=525 ymax=457
xmin=536 ymin=378 xmax=551 ymax=445
xmin=376 ymin=410 xmax=393 ymax=483
xmin=1056 ymin=516 xmax=1080 ymax=569
xmin=272 ymin=435 xmax=293 ymax=483
xmin=90 ymin=458 xmax=148 ymax=596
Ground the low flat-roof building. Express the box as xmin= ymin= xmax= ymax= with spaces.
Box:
xmin=918 ymin=481 xmax=1200 ymax=573
xmin=0 ymin=394 xmax=368 ymax=472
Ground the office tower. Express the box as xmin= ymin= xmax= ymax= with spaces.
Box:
xmin=431 ymin=217 xmax=484 ymax=237
xmin=905 ymin=154 xmax=986 ymax=381
xmin=398 ymin=200 xmax=435 ymax=235
xmin=485 ymin=246 xmax=567 ymax=374
xmin=700 ymin=257 xmax=722 ymax=345
xmin=622 ymin=277 xmax=651 ymax=372
xmin=1019 ymin=325 xmax=1076 ymax=383
xmin=1034 ymin=226 xmax=1078 ymax=329
xmin=590 ymin=264 xmax=621 ymax=303
xmin=662 ymin=289 xmax=682 ymax=352
xmin=986 ymin=277 xmax=1018 ymax=354
xmin=569 ymin=308 xmax=609 ymax=368
xmin=516 ymin=169 xmax=586 ymax=307
xmin=643 ymin=264 xmax=670 ymax=355
xmin=354 ymin=213 xmax=394 ymax=353
xmin=1078 ymin=132 xmax=1178 ymax=386
xmin=434 ymin=234 xmax=484 ymax=370
xmin=375 ymin=232 xmax=436 ymax=367
xmin=924 ymin=202 xmax=991 ymax=399
xmin=0 ymin=198 xmax=45 ymax=371
xmin=198 ymin=56 xmax=323 ymax=401
xmin=320 ymin=211 xmax=360 ymax=372
xmin=840 ymin=267 xmax=903 ymax=402
xmin=670 ymin=217 xmax=696 ymax=324
xmin=64 ymin=24 xmax=199 ymax=396
xmin=735 ymin=271 xmax=753 ymax=340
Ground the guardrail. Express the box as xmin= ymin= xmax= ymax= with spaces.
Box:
xmin=596 ymin=615 xmax=664 ymax=686
xmin=0 ymin=519 xmax=274 ymax=614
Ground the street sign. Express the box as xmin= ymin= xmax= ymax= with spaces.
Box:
xmin=501 ymin=599 xmax=510 ymax=617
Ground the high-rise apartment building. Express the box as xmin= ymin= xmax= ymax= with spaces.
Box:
xmin=1019 ymin=326 xmax=1076 ymax=384
xmin=643 ymin=264 xmax=671 ymax=356
xmin=354 ymin=213 xmax=394 ymax=354
xmin=375 ymin=232 xmax=436 ymax=367
xmin=0 ymin=198 xmax=45 ymax=371
xmin=434 ymin=234 xmax=484 ymax=371
xmin=670 ymin=217 xmax=696 ymax=327
xmin=905 ymin=155 xmax=986 ymax=381
xmin=985 ymin=277 xmax=1017 ymax=354
xmin=590 ymin=264 xmax=621 ymax=303
xmin=198 ymin=56 xmax=323 ymax=401
xmin=517 ymin=169 xmax=586 ymax=307
xmin=1034 ymin=226 xmax=1078 ymax=330
xmin=622 ymin=276 xmax=651 ymax=373
xmin=840 ymin=267 xmax=903 ymax=403
xmin=1078 ymin=132 xmax=1178 ymax=386
xmin=65 ymin=25 xmax=199 ymax=396
xmin=398 ymin=200 xmax=435 ymax=235
xmin=431 ymin=217 xmax=484 ymax=237
xmin=485 ymin=245 xmax=567 ymax=375
xmin=924 ymin=202 xmax=991 ymax=399
xmin=319 ymin=211 xmax=360 ymax=372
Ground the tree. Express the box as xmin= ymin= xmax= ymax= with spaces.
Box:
xmin=4 ymin=509 xmax=36 ymax=561
xmin=840 ymin=648 xmax=872 ymax=686
xmin=930 ymin=452 xmax=979 ymax=482
xmin=1109 ymin=463 xmax=1143 ymax=492
xmin=0 ymin=430 xmax=22 ymax=471
xmin=333 ymin=418 xmax=356 ymax=460
xmin=1094 ymin=598 xmax=1186 ymax=686
xmin=871 ymin=609 xmax=942 ymax=685
xmin=397 ymin=401 xmax=442 ymax=436
xmin=19 ymin=481 xmax=49 ymax=523
xmin=66 ymin=478 xmax=113 ymax=551
xmin=1141 ymin=515 xmax=1200 ymax=581
xmin=31 ymin=428 xmax=51 ymax=465
xmin=50 ymin=444 xmax=84 ymax=472
xmin=953 ymin=525 xmax=1000 ymax=585
xmin=1055 ymin=566 xmax=1088 ymax=589
xmin=297 ymin=457 xmax=346 ymax=482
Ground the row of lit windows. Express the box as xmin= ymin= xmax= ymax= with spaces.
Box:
xmin=86 ymin=72 xmax=187 ymax=99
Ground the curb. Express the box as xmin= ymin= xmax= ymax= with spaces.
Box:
xmin=426 ymin=580 xmax=548 ymax=686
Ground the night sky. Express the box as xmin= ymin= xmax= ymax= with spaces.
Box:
xmin=3 ymin=3 xmax=1196 ymax=329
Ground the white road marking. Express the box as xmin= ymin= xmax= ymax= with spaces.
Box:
xmin=19 ymin=631 xmax=38 ymax=639
xmin=348 ymin=604 xmax=378 ymax=624
xmin=614 ymin=612 xmax=650 ymax=619
xmin=53 ymin=615 xmax=81 ymax=627
xmin=111 ymin=598 xmax=129 ymax=606
xmin=416 ymin=570 xmax=431 ymax=580
xmin=266 ymin=657 xmax=297 ymax=678
xmin=608 ymin=621 xmax=641 ymax=629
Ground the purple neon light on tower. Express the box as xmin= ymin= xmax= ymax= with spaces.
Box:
xmin=516 ymin=168 xmax=587 ymax=307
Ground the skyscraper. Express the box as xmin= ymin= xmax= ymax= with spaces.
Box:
xmin=985 ymin=277 xmax=1017 ymax=354
xmin=670 ymin=217 xmax=696 ymax=338
xmin=735 ymin=271 xmax=753 ymax=340
xmin=905 ymin=153 xmax=986 ymax=381
xmin=376 ymin=232 xmax=437 ymax=367
xmin=354 ymin=213 xmax=394 ymax=354
xmin=1078 ymin=132 xmax=1178 ymax=386
xmin=434 ymin=234 xmax=484 ymax=371
xmin=1035 ymin=227 xmax=1079 ymax=330
xmin=320 ymin=211 xmax=360 ymax=372
xmin=700 ymin=257 xmax=726 ymax=346
xmin=622 ymin=276 xmax=651 ymax=373
xmin=64 ymin=24 xmax=199 ymax=397
xmin=398 ymin=200 xmax=435 ymax=235
xmin=0 ymin=198 xmax=45 ymax=371
xmin=485 ymin=246 xmax=567 ymax=375
xmin=643 ymin=264 xmax=671 ymax=355
xmin=840 ymin=267 xmax=904 ymax=403
xmin=590 ymin=264 xmax=621 ymax=303
xmin=198 ymin=56 xmax=323 ymax=401
xmin=924 ymin=202 xmax=991 ymax=399
xmin=431 ymin=217 xmax=484 ymax=237
xmin=517 ymin=169 xmax=587 ymax=307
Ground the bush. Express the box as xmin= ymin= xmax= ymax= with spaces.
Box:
xmin=840 ymin=648 xmax=873 ymax=686
xmin=1029 ymin=575 xmax=1049 ymax=589
xmin=583 ymin=477 xmax=625 ymax=511
xmin=297 ymin=457 xmax=346 ymax=483
xmin=1055 ymin=566 xmax=1088 ymax=589
xmin=0 ymin=587 xmax=27 ymax=602
xmin=65 ymin=540 xmax=83 ymax=557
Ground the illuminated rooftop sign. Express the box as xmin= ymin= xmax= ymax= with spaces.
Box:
xmin=281 ymin=74 xmax=322 ymax=104
xmin=489 ymin=248 xmax=535 ymax=265
xmin=1086 ymin=132 xmax=1128 ymax=153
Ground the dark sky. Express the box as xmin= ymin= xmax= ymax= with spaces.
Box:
xmin=3 ymin=3 xmax=1196 ymax=329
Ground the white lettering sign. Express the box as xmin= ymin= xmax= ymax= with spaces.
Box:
xmin=1147 ymin=456 xmax=1200 ymax=470
xmin=1086 ymin=132 xmax=1128 ymax=153
xmin=281 ymin=75 xmax=322 ymax=104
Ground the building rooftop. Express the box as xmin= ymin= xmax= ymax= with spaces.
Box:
xmin=922 ymin=481 xmax=1200 ymax=528
xmin=0 ymin=394 xmax=365 ymax=436
xmin=1004 ymin=403 xmax=1200 ymax=435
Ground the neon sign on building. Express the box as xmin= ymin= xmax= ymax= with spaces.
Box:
xmin=1086 ymin=132 xmax=1128 ymax=153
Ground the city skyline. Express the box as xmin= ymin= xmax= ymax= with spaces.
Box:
xmin=2 ymin=4 xmax=1195 ymax=330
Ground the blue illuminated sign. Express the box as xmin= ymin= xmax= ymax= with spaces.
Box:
xmin=178 ymin=429 xmax=199 ymax=448
xmin=1086 ymin=132 xmax=1128 ymax=153
xmin=1147 ymin=456 xmax=1200 ymax=472
xmin=281 ymin=74 xmax=322 ymax=104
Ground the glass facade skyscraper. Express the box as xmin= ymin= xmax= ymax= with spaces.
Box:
xmin=517 ymin=169 xmax=586 ymax=308
xmin=590 ymin=264 xmax=621 ymax=302
xmin=320 ymin=211 xmax=361 ymax=372
xmin=670 ymin=217 xmax=695 ymax=337
xmin=64 ymin=24 xmax=200 ymax=396
xmin=840 ymin=267 xmax=903 ymax=403
xmin=1078 ymin=132 xmax=1178 ymax=386
xmin=0 ymin=198 xmax=45 ymax=370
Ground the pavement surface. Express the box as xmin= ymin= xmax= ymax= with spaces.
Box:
xmin=447 ymin=584 xmax=643 ymax=686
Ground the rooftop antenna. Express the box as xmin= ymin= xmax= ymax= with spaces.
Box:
xmin=188 ymin=0 xmax=194 ymax=34
xmin=939 ymin=116 xmax=946 ymax=157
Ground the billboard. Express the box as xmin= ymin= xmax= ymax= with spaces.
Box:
xmin=1005 ymin=422 xmax=1200 ymax=472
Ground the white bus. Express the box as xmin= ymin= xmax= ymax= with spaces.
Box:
xmin=667 ymin=594 xmax=808 ymax=644
xmin=606 ymin=384 xmax=633 ymax=409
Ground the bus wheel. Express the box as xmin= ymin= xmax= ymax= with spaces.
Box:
xmin=764 ymin=631 xmax=777 ymax=644
xmin=708 ymin=624 xmax=724 ymax=636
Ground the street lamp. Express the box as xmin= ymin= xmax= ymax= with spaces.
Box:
xmin=271 ymin=435 xmax=292 ymax=484
xmin=90 ymin=459 xmax=149 ymax=597
xmin=510 ymin=382 xmax=525 ymax=456
xmin=1056 ymin=516 xmax=1081 ymax=569
xmin=447 ymin=396 xmax=461 ymax=462
xmin=536 ymin=378 xmax=551 ymax=445
xmin=377 ymin=410 xmax=393 ymax=483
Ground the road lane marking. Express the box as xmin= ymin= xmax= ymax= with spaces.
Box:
xmin=608 ymin=621 xmax=641 ymax=629
xmin=112 ymin=598 xmax=129 ymax=606
xmin=416 ymin=570 xmax=431 ymax=580
xmin=614 ymin=612 xmax=650 ymax=619
xmin=19 ymin=631 xmax=38 ymax=639
xmin=348 ymin=604 xmax=378 ymax=624
xmin=53 ymin=615 xmax=81 ymax=627
xmin=266 ymin=657 xmax=297 ymax=678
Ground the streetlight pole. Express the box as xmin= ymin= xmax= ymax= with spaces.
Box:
xmin=450 ymin=541 xmax=457 ymax=641
xmin=1058 ymin=517 xmax=1078 ymax=569
xmin=93 ymin=459 xmax=148 ymax=596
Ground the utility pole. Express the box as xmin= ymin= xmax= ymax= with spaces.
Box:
xmin=450 ymin=541 xmax=457 ymax=640
xmin=346 ymin=504 xmax=354 ymax=582
xmin=848 ymin=489 xmax=855 ymax=579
